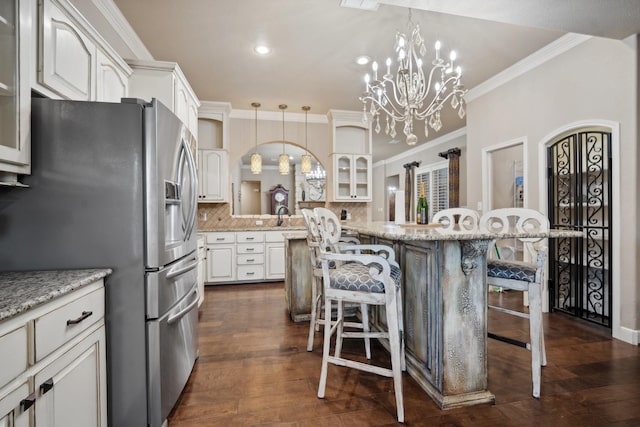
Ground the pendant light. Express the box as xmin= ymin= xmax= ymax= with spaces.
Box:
xmin=278 ymin=104 xmax=290 ymax=175
xmin=250 ymin=102 xmax=262 ymax=174
xmin=300 ymin=106 xmax=312 ymax=174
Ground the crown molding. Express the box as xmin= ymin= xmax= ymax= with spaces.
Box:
xmin=465 ymin=33 xmax=591 ymax=103
xmin=90 ymin=0 xmax=153 ymax=60
xmin=373 ymin=127 xmax=467 ymax=167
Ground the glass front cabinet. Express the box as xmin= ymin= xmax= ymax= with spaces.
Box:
xmin=0 ymin=0 xmax=31 ymax=182
xmin=332 ymin=153 xmax=371 ymax=201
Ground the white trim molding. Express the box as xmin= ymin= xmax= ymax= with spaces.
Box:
xmin=465 ymin=34 xmax=591 ymax=103
xmin=537 ymin=120 xmax=624 ymax=343
xmin=375 ymin=127 xmax=467 ymax=168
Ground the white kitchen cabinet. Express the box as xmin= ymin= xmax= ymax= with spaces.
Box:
xmin=38 ymin=0 xmax=131 ymax=103
xmin=0 ymin=279 xmax=107 ymax=427
xmin=198 ymin=149 xmax=228 ymax=202
xmin=0 ymin=380 xmax=31 ymax=427
xmin=95 ymin=49 xmax=128 ymax=103
xmin=265 ymin=231 xmax=285 ymax=280
xmin=127 ymin=59 xmax=200 ymax=140
xmin=205 ymin=232 xmax=235 ymax=283
xmin=34 ymin=327 xmax=106 ymax=427
xmin=202 ymin=230 xmax=287 ymax=284
xmin=327 ymin=110 xmax=372 ymax=202
xmin=332 ymin=154 xmax=372 ymax=201
xmin=0 ymin=0 xmax=32 ymax=180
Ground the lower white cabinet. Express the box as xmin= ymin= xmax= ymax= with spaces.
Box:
xmin=265 ymin=231 xmax=285 ymax=280
xmin=203 ymin=230 xmax=287 ymax=284
xmin=0 ymin=280 xmax=107 ymax=427
xmin=205 ymin=232 xmax=235 ymax=283
xmin=197 ymin=236 xmax=206 ymax=307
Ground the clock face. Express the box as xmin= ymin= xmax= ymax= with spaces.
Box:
xmin=308 ymin=185 xmax=323 ymax=201
xmin=274 ymin=192 xmax=285 ymax=202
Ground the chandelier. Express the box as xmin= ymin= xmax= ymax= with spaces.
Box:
xmin=360 ymin=9 xmax=467 ymax=146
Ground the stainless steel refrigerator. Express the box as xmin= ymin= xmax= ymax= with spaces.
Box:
xmin=0 ymin=97 xmax=199 ymax=427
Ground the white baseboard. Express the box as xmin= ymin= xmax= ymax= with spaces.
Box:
xmin=613 ymin=326 xmax=640 ymax=345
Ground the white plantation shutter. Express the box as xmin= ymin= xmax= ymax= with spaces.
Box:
xmin=415 ymin=160 xmax=449 ymax=222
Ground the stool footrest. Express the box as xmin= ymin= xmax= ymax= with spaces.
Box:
xmin=488 ymin=332 xmax=528 ymax=349
xmin=327 ymin=355 xmax=394 ymax=378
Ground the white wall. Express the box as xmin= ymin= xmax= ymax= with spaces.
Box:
xmin=466 ymin=35 xmax=639 ymax=341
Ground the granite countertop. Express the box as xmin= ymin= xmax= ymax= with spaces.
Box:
xmin=343 ymin=221 xmax=584 ymax=241
xmin=0 ymin=269 xmax=112 ymax=323
xmin=198 ymin=226 xmax=306 ymax=232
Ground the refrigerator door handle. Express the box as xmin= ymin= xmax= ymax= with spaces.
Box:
xmin=182 ymin=137 xmax=198 ymax=241
xmin=167 ymin=289 xmax=199 ymax=325
xmin=166 ymin=258 xmax=198 ymax=279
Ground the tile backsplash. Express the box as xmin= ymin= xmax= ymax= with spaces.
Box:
xmin=197 ymin=202 xmax=369 ymax=230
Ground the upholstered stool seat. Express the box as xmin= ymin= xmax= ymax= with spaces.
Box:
xmin=329 ymin=262 xmax=401 ymax=293
xmin=487 ymin=259 xmax=537 ymax=282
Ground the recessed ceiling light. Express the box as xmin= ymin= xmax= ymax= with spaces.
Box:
xmin=355 ymin=55 xmax=371 ymax=65
xmin=254 ymin=45 xmax=271 ymax=55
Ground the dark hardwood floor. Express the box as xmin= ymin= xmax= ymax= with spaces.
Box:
xmin=169 ymin=283 xmax=640 ymax=426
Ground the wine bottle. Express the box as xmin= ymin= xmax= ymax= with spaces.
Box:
xmin=417 ymin=181 xmax=428 ymax=224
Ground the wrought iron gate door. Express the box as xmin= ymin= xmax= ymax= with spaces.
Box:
xmin=547 ymin=131 xmax=612 ymax=327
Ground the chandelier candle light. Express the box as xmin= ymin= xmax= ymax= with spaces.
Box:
xmin=360 ymin=10 xmax=467 ymax=145
xmin=250 ymin=102 xmax=262 ymax=174
xmin=301 ymin=106 xmax=312 ymax=174
xmin=278 ymin=104 xmax=290 ymax=175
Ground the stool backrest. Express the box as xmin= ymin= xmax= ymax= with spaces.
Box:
xmin=479 ymin=208 xmax=550 ymax=260
xmin=432 ymin=208 xmax=480 ymax=231
xmin=314 ymin=207 xmax=342 ymax=249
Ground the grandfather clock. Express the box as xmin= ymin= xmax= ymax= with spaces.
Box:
xmin=269 ymin=184 xmax=289 ymax=215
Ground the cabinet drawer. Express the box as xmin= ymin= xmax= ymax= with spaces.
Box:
xmin=265 ymin=231 xmax=285 ymax=243
xmin=237 ymin=253 xmax=264 ymax=265
xmin=236 ymin=232 xmax=264 ymax=243
xmin=0 ymin=324 xmax=28 ymax=388
xmin=34 ymin=287 xmax=104 ymax=362
xmin=236 ymin=243 xmax=264 ymax=254
xmin=237 ymin=265 xmax=264 ymax=281
xmin=206 ymin=232 xmax=235 ymax=244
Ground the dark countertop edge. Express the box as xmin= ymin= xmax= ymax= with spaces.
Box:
xmin=0 ymin=268 xmax=112 ymax=323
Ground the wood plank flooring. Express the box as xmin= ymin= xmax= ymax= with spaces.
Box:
xmin=169 ymin=283 xmax=640 ymax=426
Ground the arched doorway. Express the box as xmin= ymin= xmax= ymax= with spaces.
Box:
xmin=546 ymin=127 xmax=612 ymax=328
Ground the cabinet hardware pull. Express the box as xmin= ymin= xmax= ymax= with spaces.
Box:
xmin=67 ymin=311 xmax=93 ymax=325
xmin=246 ymin=237 xmax=254 ymax=240
xmin=246 ymin=248 xmax=254 ymax=251
xmin=247 ymin=272 xmax=254 ymax=275
xmin=216 ymin=237 xmax=224 ymax=241
xmin=21 ymin=393 xmax=36 ymax=411
xmin=247 ymin=259 xmax=254 ymax=262
xmin=40 ymin=378 xmax=54 ymax=395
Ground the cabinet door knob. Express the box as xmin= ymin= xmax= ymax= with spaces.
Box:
xmin=21 ymin=393 xmax=36 ymax=411
xmin=40 ymin=378 xmax=55 ymax=395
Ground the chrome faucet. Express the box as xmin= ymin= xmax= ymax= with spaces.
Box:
xmin=276 ymin=205 xmax=291 ymax=226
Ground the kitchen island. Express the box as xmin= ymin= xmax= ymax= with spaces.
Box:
xmin=341 ymin=222 xmax=582 ymax=409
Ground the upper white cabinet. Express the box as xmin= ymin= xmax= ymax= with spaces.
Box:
xmin=37 ymin=0 xmax=131 ymax=102
xmin=126 ymin=59 xmax=200 ymax=140
xmin=327 ymin=110 xmax=372 ymax=202
xmin=197 ymin=102 xmax=231 ymax=203
xmin=198 ymin=149 xmax=228 ymax=202
xmin=0 ymin=0 xmax=32 ymax=181
xmin=333 ymin=154 xmax=372 ymax=201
